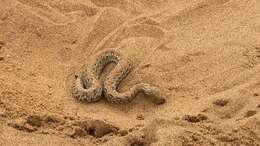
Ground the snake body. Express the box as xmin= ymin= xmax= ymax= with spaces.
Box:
xmin=72 ymin=49 xmax=165 ymax=104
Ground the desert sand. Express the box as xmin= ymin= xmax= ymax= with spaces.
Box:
xmin=0 ymin=0 xmax=260 ymax=145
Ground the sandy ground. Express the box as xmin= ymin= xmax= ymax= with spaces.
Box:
xmin=0 ymin=0 xmax=260 ymax=145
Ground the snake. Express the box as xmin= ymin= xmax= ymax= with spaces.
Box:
xmin=72 ymin=49 xmax=165 ymax=104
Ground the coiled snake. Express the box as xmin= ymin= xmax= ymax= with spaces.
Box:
xmin=72 ymin=49 xmax=165 ymax=105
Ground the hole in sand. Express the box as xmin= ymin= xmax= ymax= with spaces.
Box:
xmin=245 ymin=110 xmax=257 ymax=117
xmin=183 ymin=114 xmax=208 ymax=123
xmin=213 ymin=99 xmax=229 ymax=106
xmin=87 ymin=127 xmax=96 ymax=137
xmin=131 ymin=141 xmax=145 ymax=146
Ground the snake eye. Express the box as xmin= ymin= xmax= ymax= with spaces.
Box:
xmin=75 ymin=74 xmax=79 ymax=78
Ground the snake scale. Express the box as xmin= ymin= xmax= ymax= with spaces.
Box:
xmin=72 ymin=49 xmax=165 ymax=105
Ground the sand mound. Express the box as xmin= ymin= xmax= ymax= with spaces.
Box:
xmin=0 ymin=0 xmax=260 ymax=145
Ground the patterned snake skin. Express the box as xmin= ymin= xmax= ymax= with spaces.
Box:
xmin=72 ymin=49 xmax=165 ymax=104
